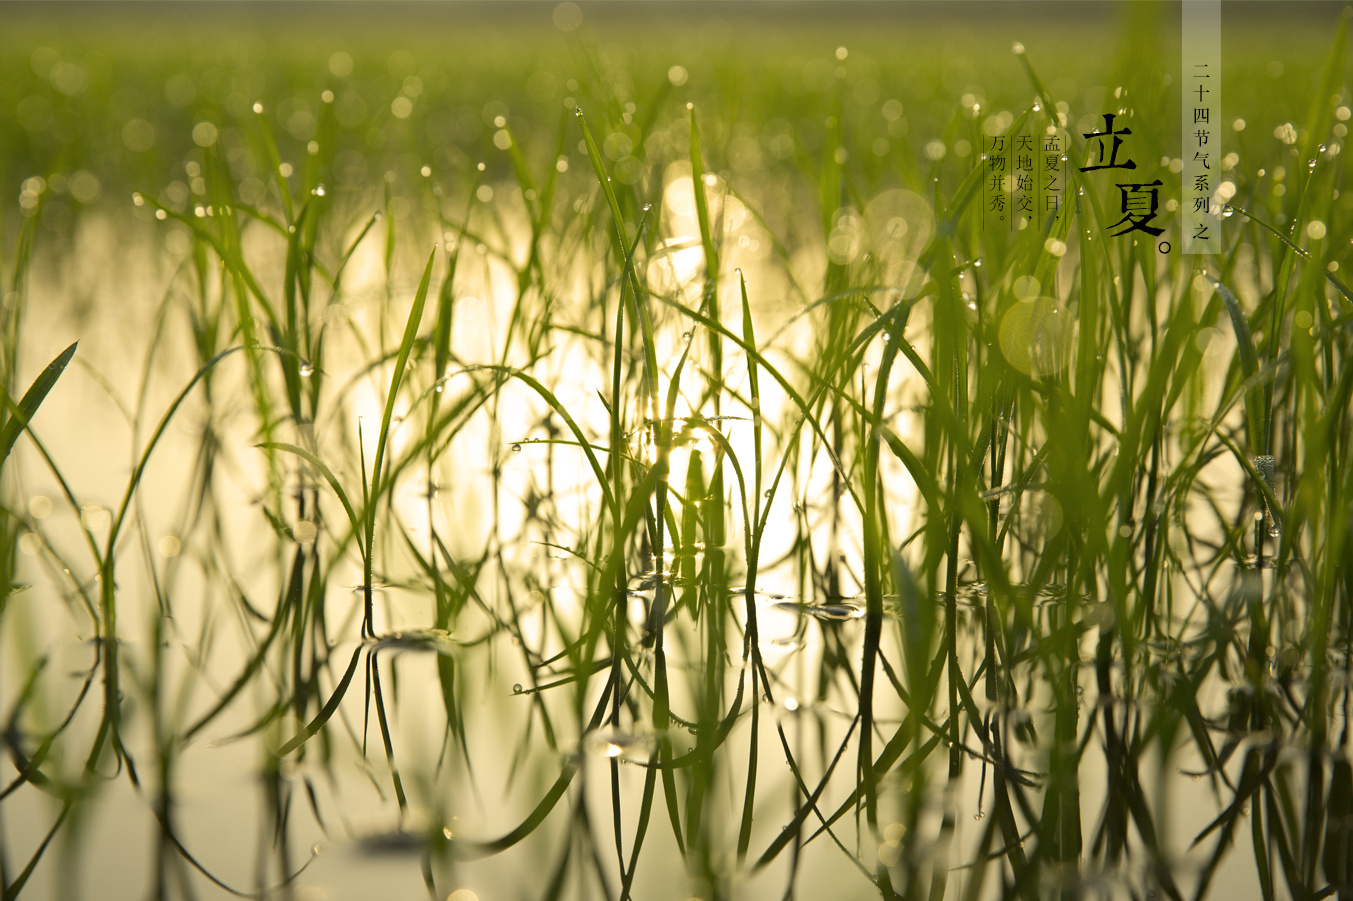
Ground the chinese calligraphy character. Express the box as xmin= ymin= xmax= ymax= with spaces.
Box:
xmin=1080 ymin=114 xmax=1137 ymax=172
xmin=1109 ymin=179 xmax=1164 ymax=237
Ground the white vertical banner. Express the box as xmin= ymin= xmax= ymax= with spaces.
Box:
xmin=1183 ymin=0 xmax=1221 ymax=254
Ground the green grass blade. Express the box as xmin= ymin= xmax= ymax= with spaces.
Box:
xmin=361 ymin=246 xmax=436 ymax=632
xmin=1206 ymin=274 xmax=1264 ymax=452
xmin=0 ymin=340 xmax=76 ymax=467
xmin=259 ymin=442 xmax=364 ymax=556
xmin=274 ymin=644 xmax=364 ymax=757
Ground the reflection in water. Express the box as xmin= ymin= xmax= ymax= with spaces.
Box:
xmin=0 ymin=208 xmax=1326 ymax=901
xmin=3 ymin=205 xmax=1329 ymax=901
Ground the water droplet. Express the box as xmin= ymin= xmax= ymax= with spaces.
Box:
xmin=1309 ymin=159 xmax=1318 ymax=169
xmin=477 ymin=162 xmax=486 ymax=172
xmin=1011 ymin=41 xmax=1025 ymax=55
xmin=1268 ymin=524 xmax=1281 ymax=538
xmin=764 ymin=490 xmax=772 ymax=498
xmin=642 ymin=203 xmax=652 ymax=211
xmin=511 ymin=443 xmax=522 ymax=454
xmin=252 ymin=102 xmax=264 ymax=114
xmin=131 ymin=192 xmax=144 ymax=206
xmin=155 ymin=209 xmax=167 ymax=220
xmin=973 ymin=258 xmax=982 ymax=268
xmin=1060 ymin=154 xmax=1068 ymax=162
xmin=974 ymin=812 xmax=985 ymax=820
xmin=1222 ymin=206 xmax=1234 ymax=218
xmin=311 ymin=185 xmax=326 ymax=197
xmin=299 ymin=362 xmax=314 ymax=377
xmin=512 ymin=683 xmax=523 ymax=693
xmin=682 ymin=331 xmax=692 ymax=342
xmin=1032 ymin=100 xmax=1042 ymax=112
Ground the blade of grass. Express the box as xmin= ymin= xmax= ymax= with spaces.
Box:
xmin=0 ymin=340 xmax=76 ymax=467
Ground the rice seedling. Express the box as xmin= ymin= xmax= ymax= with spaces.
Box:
xmin=1 ymin=2 xmax=1352 ymax=899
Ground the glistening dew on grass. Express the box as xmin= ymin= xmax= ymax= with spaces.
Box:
xmin=1 ymin=2 xmax=1352 ymax=899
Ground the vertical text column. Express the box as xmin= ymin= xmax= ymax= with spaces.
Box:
xmin=985 ymin=134 xmax=1009 ymax=232
xmin=1042 ymin=131 xmax=1063 ymax=228
xmin=1183 ymin=0 xmax=1221 ymax=254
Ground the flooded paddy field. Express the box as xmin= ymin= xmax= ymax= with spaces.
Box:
xmin=2 ymin=2 xmax=1352 ymax=898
